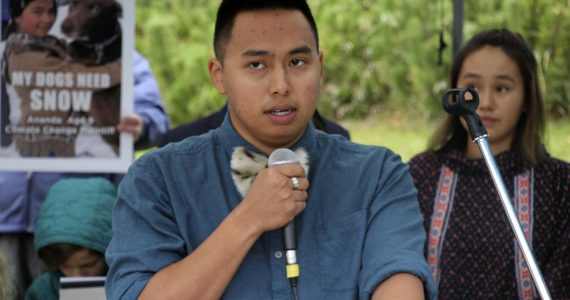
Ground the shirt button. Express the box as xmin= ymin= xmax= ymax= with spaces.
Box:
xmin=274 ymin=251 xmax=283 ymax=259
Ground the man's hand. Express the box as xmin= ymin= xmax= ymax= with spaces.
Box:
xmin=238 ymin=163 xmax=309 ymax=234
xmin=140 ymin=162 xmax=308 ymax=300
xmin=117 ymin=114 xmax=144 ymax=142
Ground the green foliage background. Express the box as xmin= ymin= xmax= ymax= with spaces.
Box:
xmin=136 ymin=0 xmax=569 ymax=126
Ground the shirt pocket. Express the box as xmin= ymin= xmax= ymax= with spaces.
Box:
xmin=315 ymin=209 xmax=367 ymax=292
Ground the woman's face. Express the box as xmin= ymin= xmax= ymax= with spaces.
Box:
xmin=457 ymin=46 xmax=525 ymax=157
xmin=15 ymin=0 xmax=56 ymax=37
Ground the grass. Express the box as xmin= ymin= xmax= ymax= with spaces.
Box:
xmin=341 ymin=113 xmax=570 ymax=163
xmin=138 ymin=113 xmax=570 ymax=163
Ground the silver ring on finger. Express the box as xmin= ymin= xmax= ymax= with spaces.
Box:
xmin=291 ymin=176 xmax=300 ymax=191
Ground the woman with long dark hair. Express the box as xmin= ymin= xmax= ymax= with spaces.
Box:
xmin=409 ymin=29 xmax=569 ymax=299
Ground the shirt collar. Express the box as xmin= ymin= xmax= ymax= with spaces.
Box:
xmin=215 ymin=110 xmax=318 ymax=160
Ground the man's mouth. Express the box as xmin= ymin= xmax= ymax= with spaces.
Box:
xmin=265 ymin=107 xmax=297 ymax=124
xmin=269 ymin=108 xmax=295 ymax=116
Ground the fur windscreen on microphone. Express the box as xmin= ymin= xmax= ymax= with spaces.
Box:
xmin=230 ymin=147 xmax=309 ymax=197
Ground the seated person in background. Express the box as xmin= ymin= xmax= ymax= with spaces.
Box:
xmin=408 ymin=28 xmax=569 ymax=299
xmin=25 ymin=177 xmax=115 ymax=300
xmin=156 ymin=104 xmax=349 ymax=147
xmin=105 ymin=0 xmax=436 ymax=299
xmin=0 ymin=0 xmax=166 ymax=291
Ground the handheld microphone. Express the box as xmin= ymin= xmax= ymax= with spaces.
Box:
xmin=268 ymin=148 xmax=300 ymax=289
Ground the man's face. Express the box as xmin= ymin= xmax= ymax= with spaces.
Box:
xmin=210 ymin=9 xmax=323 ymax=154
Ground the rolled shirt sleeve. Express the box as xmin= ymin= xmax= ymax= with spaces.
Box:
xmin=358 ymin=151 xmax=437 ymax=299
xmin=105 ymin=156 xmax=190 ymax=299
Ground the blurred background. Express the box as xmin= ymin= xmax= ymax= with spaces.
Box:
xmin=135 ymin=0 xmax=569 ymax=161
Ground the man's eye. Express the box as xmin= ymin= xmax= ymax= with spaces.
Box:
xmin=249 ymin=62 xmax=265 ymax=70
xmin=290 ymin=59 xmax=306 ymax=67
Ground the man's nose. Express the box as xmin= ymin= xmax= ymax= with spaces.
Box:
xmin=270 ymin=67 xmax=291 ymax=96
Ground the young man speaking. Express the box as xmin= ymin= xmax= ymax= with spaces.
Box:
xmin=106 ymin=1 xmax=436 ymax=299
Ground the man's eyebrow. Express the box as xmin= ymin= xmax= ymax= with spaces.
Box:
xmin=241 ymin=49 xmax=271 ymax=57
xmin=288 ymin=45 xmax=312 ymax=55
xmin=241 ymin=46 xmax=313 ymax=58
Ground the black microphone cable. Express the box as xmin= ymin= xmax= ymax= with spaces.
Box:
xmin=290 ymin=278 xmax=300 ymax=300
xmin=283 ymin=218 xmax=299 ymax=294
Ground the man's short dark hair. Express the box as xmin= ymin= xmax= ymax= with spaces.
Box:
xmin=213 ymin=0 xmax=319 ymax=62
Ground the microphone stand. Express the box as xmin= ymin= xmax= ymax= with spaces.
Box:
xmin=442 ymin=88 xmax=551 ymax=300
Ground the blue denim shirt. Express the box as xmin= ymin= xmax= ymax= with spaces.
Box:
xmin=106 ymin=115 xmax=437 ymax=299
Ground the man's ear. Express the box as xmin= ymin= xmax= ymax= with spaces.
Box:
xmin=209 ymin=59 xmax=226 ymax=95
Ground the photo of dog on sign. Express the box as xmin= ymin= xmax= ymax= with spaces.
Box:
xmin=62 ymin=0 xmax=123 ymax=155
